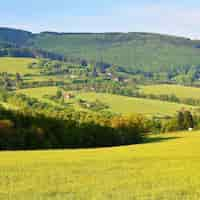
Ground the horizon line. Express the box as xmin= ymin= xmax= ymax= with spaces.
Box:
xmin=0 ymin=26 xmax=199 ymax=40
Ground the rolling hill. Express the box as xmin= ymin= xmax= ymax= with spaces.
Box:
xmin=17 ymin=87 xmax=194 ymax=117
xmin=141 ymin=84 xmax=200 ymax=100
xmin=1 ymin=28 xmax=200 ymax=73
xmin=0 ymin=57 xmax=38 ymax=74
xmin=0 ymin=132 xmax=200 ymax=199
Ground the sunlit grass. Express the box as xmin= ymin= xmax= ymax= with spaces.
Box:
xmin=0 ymin=132 xmax=200 ymax=199
xmin=75 ymin=92 xmax=194 ymax=116
xmin=17 ymin=88 xmax=194 ymax=116
xmin=141 ymin=84 xmax=200 ymax=100
xmin=17 ymin=86 xmax=58 ymax=99
xmin=0 ymin=57 xmax=39 ymax=75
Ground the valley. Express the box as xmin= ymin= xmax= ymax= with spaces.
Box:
xmin=1 ymin=28 xmax=200 ymax=200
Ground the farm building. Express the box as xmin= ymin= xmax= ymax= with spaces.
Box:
xmin=63 ymin=92 xmax=74 ymax=100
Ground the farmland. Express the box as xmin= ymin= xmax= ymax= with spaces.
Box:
xmin=2 ymin=6 xmax=200 ymax=200
xmin=17 ymin=87 xmax=59 ymax=99
xmin=76 ymin=92 xmax=194 ymax=116
xmin=0 ymin=57 xmax=38 ymax=75
xmin=141 ymin=84 xmax=200 ymax=100
xmin=17 ymin=87 xmax=194 ymax=116
xmin=0 ymin=132 xmax=200 ymax=199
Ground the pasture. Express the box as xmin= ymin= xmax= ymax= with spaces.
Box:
xmin=0 ymin=57 xmax=38 ymax=75
xmin=141 ymin=84 xmax=200 ymax=100
xmin=17 ymin=87 xmax=194 ymax=116
xmin=0 ymin=132 xmax=200 ymax=199
xmin=76 ymin=92 xmax=194 ymax=116
xmin=17 ymin=86 xmax=58 ymax=99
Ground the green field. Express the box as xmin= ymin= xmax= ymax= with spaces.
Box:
xmin=141 ymin=84 xmax=200 ymax=100
xmin=0 ymin=132 xmax=200 ymax=199
xmin=0 ymin=57 xmax=38 ymax=74
xmin=17 ymin=87 xmax=194 ymax=116
xmin=76 ymin=92 xmax=195 ymax=116
xmin=17 ymin=86 xmax=58 ymax=99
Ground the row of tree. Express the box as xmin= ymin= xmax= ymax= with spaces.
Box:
xmin=137 ymin=92 xmax=200 ymax=107
xmin=0 ymin=90 xmax=148 ymax=149
xmin=0 ymin=89 xmax=198 ymax=150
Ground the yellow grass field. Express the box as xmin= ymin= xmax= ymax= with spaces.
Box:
xmin=0 ymin=57 xmax=38 ymax=75
xmin=17 ymin=87 xmax=195 ymax=116
xmin=0 ymin=132 xmax=200 ymax=199
xmin=76 ymin=92 xmax=194 ymax=115
xmin=141 ymin=84 xmax=200 ymax=100
xmin=17 ymin=86 xmax=58 ymax=98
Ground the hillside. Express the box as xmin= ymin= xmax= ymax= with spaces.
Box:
xmin=1 ymin=28 xmax=200 ymax=73
xmin=17 ymin=88 xmax=195 ymax=117
xmin=76 ymin=92 xmax=195 ymax=116
xmin=31 ymin=32 xmax=200 ymax=73
xmin=0 ymin=57 xmax=38 ymax=74
xmin=141 ymin=84 xmax=200 ymax=100
xmin=0 ymin=132 xmax=200 ymax=199
xmin=0 ymin=28 xmax=32 ymax=47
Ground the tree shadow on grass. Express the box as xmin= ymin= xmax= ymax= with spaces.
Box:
xmin=142 ymin=135 xmax=181 ymax=144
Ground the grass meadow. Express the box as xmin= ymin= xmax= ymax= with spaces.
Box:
xmin=0 ymin=57 xmax=38 ymax=75
xmin=17 ymin=88 xmax=194 ymax=116
xmin=17 ymin=87 xmax=59 ymax=99
xmin=141 ymin=84 xmax=200 ymax=100
xmin=76 ymin=92 xmax=194 ymax=116
xmin=0 ymin=132 xmax=200 ymax=199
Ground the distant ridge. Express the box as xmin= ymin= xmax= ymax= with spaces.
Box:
xmin=0 ymin=27 xmax=195 ymax=39
xmin=1 ymin=27 xmax=200 ymax=73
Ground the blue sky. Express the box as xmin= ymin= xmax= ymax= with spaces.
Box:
xmin=1 ymin=0 xmax=200 ymax=38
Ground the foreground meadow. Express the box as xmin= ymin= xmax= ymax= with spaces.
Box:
xmin=1 ymin=132 xmax=200 ymax=199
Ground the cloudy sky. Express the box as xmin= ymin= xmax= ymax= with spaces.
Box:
xmin=1 ymin=0 xmax=200 ymax=38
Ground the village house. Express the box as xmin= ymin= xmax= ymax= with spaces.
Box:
xmin=63 ymin=92 xmax=74 ymax=100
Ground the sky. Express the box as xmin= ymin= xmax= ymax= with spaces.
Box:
xmin=1 ymin=0 xmax=200 ymax=38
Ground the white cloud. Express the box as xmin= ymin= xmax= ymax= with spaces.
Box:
xmin=110 ymin=4 xmax=200 ymax=38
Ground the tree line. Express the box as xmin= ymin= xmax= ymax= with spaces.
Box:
xmin=0 ymin=90 xmax=148 ymax=150
xmin=0 ymin=89 xmax=198 ymax=150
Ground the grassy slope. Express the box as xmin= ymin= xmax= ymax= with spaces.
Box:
xmin=141 ymin=84 xmax=200 ymax=100
xmin=76 ymin=92 xmax=194 ymax=116
xmin=17 ymin=87 xmax=58 ymax=99
xmin=0 ymin=132 xmax=200 ymax=199
xmin=17 ymin=87 xmax=194 ymax=116
xmin=0 ymin=57 xmax=38 ymax=75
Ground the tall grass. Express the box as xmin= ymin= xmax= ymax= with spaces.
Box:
xmin=0 ymin=132 xmax=200 ymax=199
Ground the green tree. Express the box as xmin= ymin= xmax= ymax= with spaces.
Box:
xmin=177 ymin=111 xmax=184 ymax=130
xmin=183 ymin=110 xmax=194 ymax=129
xmin=56 ymin=89 xmax=62 ymax=99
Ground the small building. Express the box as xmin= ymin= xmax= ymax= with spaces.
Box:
xmin=113 ymin=77 xmax=121 ymax=82
xmin=107 ymin=72 xmax=113 ymax=79
xmin=70 ymin=75 xmax=78 ymax=79
xmin=188 ymin=128 xmax=193 ymax=132
xmin=63 ymin=92 xmax=74 ymax=100
xmin=91 ymin=87 xmax=95 ymax=91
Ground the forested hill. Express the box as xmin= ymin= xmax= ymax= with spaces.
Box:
xmin=0 ymin=28 xmax=32 ymax=47
xmin=1 ymin=27 xmax=200 ymax=72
